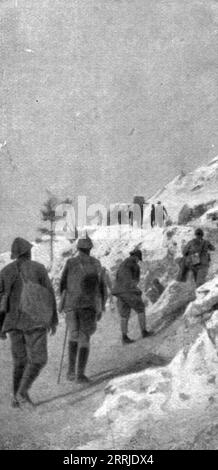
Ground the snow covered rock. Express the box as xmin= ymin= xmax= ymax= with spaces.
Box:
xmin=94 ymin=329 xmax=218 ymax=449
xmin=205 ymin=205 xmax=218 ymax=222
xmin=147 ymin=279 xmax=196 ymax=331
xmin=191 ymin=201 xmax=216 ymax=219
xmin=178 ymin=204 xmax=193 ymax=225
xmin=144 ymin=157 xmax=218 ymax=226
xmin=205 ymin=310 xmax=218 ymax=351
xmin=178 ymin=202 xmax=216 ymax=226
xmin=184 ymin=276 xmax=218 ymax=326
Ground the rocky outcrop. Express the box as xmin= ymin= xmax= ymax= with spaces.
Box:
xmin=145 ymin=279 xmax=165 ymax=304
xmin=147 ymin=279 xmax=196 ymax=331
xmin=178 ymin=201 xmax=216 ymax=225
xmin=184 ymin=277 xmax=218 ymax=326
xmin=205 ymin=206 xmax=218 ymax=222
xmin=178 ymin=204 xmax=193 ymax=225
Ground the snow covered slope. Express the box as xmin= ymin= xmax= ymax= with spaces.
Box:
xmin=0 ymin=157 xmax=218 ymax=450
xmin=90 ymin=280 xmax=218 ymax=449
xmin=144 ymin=156 xmax=218 ymax=224
xmin=92 ymin=326 xmax=217 ymax=449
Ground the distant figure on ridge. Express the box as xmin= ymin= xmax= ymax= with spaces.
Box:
xmin=150 ymin=204 xmax=155 ymax=228
xmin=155 ymin=201 xmax=168 ymax=227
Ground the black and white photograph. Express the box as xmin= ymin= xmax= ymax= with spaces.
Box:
xmin=0 ymin=0 xmax=217 ymax=456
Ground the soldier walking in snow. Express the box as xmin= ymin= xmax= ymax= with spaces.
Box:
xmin=0 ymin=237 xmax=58 ymax=408
xmin=112 ymin=249 xmax=151 ymax=344
xmin=60 ymin=236 xmax=107 ymax=384
xmin=178 ymin=228 xmax=215 ymax=287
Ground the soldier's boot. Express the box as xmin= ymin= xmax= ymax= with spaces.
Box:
xmin=122 ymin=335 xmax=135 ymax=344
xmin=66 ymin=341 xmax=78 ymax=381
xmin=121 ymin=317 xmax=134 ymax=344
xmin=11 ymin=362 xmax=26 ymax=408
xmin=76 ymin=347 xmax=90 ymax=384
xmin=17 ymin=363 xmax=42 ymax=407
xmin=138 ymin=311 xmax=151 ymax=338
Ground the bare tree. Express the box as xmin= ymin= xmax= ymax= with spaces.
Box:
xmin=38 ymin=197 xmax=63 ymax=265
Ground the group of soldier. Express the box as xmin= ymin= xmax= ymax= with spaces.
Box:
xmin=0 ymin=224 xmax=215 ymax=409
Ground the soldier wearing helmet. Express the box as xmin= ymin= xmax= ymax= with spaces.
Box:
xmin=60 ymin=235 xmax=107 ymax=384
xmin=112 ymin=248 xmax=151 ymax=344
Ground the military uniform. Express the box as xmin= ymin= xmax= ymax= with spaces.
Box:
xmin=112 ymin=250 xmax=150 ymax=343
xmin=179 ymin=236 xmax=215 ymax=287
xmin=60 ymin=252 xmax=104 ymax=346
xmin=60 ymin=237 xmax=106 ymax=382
xmin=0 ymin=238 xmax=58 ymax=407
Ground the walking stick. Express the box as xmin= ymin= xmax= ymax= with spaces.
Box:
xmin=57 ymin=323 xmax=68 ymax=384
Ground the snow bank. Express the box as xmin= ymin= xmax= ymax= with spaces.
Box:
xmin=145 ymin=157 xmax=218 ymax=224
xmin=184 ymin=276 xmax=218 ymax=325
xmin=199 ymin=205 xmax=218 ymax=227
xmin=94 ymin=324 xmax=218 ymax=446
